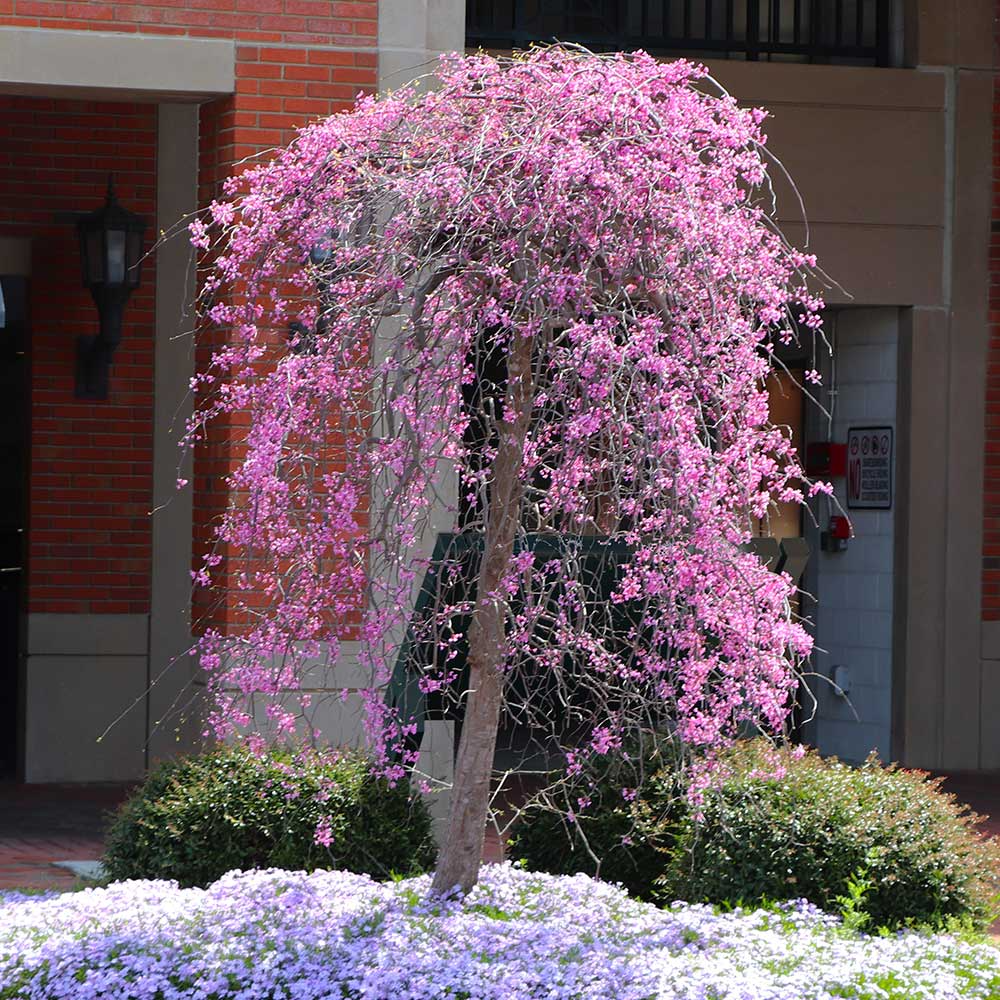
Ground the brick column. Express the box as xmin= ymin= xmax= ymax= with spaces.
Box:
xmin=194 ymin=33 xmax=377 ymax=634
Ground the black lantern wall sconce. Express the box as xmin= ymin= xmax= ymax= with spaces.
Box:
xmin=74 ymin=177 xmax=146 ymax=399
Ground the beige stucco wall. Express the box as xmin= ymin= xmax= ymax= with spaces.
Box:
xmin=432 ymin=0 xmax=997 ymax=770
xmin=699 ymin=6 xmax=995 ymax=769
xmin=23 ymin=614 xmax=150 ymax=782
xmin=378 ymin=0 xmax=465 ymax=92
xmin=906 ymin=0 xmax=994 ymax=71
xmin=147 ymin=104 xmax=202 ymax=769
xmin=703 ymin=59 xmax=947 ymax=309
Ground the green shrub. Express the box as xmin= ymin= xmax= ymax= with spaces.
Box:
xmin=659 ymin=741 xmax=1000 ymax=931
xmin=509 ymin=748 xmax=685 ymax=900
xmin=103 ymin=745 xmax=436 ymax=888
xmin=513 ymin=740 xmax=1000 ymax=930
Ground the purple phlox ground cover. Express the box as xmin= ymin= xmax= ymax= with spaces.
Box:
xmin=1 ymin=864 xmax=998 ymax=999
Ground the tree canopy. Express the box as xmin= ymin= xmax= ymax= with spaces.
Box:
xmin=189 ymin=46 xmax=828 ymax=893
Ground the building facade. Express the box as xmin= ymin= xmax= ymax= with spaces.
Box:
xmin=0 ymin=0 xmax=996 ymax=782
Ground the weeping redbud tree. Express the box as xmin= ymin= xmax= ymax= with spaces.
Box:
xmin=189 ymin=46 xmax=828 ymax=896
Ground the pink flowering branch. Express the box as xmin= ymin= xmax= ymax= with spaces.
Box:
xmin=189 ymin=45 xmax=826 ymax=896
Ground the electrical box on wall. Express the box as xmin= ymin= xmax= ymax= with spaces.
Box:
xmin=832 ymin=665 xmax=851 ymax=697
xmin=820 ymin=515 xmax=851 ymax=553
xmin=805 ymin=441 xmax=847 ymax=478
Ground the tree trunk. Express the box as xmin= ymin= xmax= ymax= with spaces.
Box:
xmin=431 ymin=330 xmax=535 ymax=897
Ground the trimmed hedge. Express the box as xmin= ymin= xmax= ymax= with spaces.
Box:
xmin=512 ymin=740 xmax=1000 ymax=930
xmin=103 ymin=745 xmax=436 ymax=888
xmin=661 ymin=742 xmax=1000 ymax=930
xmin=509 ymin=749 xmax=683 ymax=900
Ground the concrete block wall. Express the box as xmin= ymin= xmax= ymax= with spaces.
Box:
xmin=805 ymin=308 xmax=898 ymax=763
xmin=378 ymin=0 xmax=464 ymax=92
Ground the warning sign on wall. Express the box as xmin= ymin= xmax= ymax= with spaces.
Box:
xmin=846 ymin=427 xmax=893 ymax=510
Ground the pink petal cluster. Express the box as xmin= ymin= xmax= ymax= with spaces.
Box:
xmin=188 ymin=48 xmax=821 ymax=783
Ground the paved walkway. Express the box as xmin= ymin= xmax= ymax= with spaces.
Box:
xmin=0 ymin=782 xmax=129 ymax=891
xmin=936 ymin=771 xmax=1000 ymax=837
xmin=0 ymin=771 xmax=998 ymax=893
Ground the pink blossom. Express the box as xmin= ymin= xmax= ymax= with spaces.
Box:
xmin=188 ymin=47 xmax=823 ymax=802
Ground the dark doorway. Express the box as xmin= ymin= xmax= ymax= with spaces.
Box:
xmin=0 ymin=275 xmax=28 ymax=779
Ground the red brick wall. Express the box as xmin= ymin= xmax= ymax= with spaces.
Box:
xmin=0 ymin=3 xmax=378 ymax=622
xmin=0 ymin=0 xmax=377 ymax=45
xmin=0 ymin=96 xmax=157 ymax=614
xmin=0 ymin=1 xmax=378 ymax=161
xmin=0 ymin=5 xmax=379 ymax=196
xmin=984 ymin=2 xmax=1000 ymax=619
xmin=200 ymin=44 xmax=376 ymax=195
xmin=0 ymin=9 xmax=377 ymax=200
xmin=191 ymin=17 xmax=376 ymax=635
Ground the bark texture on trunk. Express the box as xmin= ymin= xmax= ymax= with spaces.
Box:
xmin=431 ymin=330 xmax=534 ymax=897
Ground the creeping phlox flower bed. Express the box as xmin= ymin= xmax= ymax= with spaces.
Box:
xmin=2 ymin=867 xmax=999 ymax=1000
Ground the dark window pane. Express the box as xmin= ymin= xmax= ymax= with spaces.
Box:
xmin=466 ymin=0 xmax=891 ymax=65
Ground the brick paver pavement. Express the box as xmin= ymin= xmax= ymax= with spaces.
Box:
xmin=937 ymin=771 xmax=1000 ymax=837
xmin=0 ymin=782 xmax=129 ymax=891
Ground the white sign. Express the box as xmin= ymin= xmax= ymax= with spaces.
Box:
xmin=847 ymin=427 xmax=892 ymax=510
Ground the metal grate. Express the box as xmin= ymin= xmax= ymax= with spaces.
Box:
xmin=466 ymin=0 xmax=892 ymax=66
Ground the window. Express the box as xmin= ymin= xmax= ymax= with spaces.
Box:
xmin=467 ymin=0 xmax=892 ymax=67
